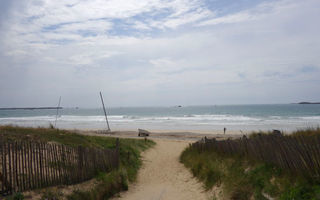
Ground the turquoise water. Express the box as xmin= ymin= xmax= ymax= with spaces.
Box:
xmin=0 ymin=104 xmax=319 ymax=132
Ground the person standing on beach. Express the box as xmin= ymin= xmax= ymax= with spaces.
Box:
xmin=224 ymin=127 xmax=226 ymax=134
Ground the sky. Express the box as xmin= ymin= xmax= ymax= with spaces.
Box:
xmin=0 ymin=0 xmax=319 ymax=107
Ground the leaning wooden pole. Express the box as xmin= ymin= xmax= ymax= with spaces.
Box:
xmin=54 ymin=96 xmax=61 ymax=128
xmin=99 ymin=92 xmax=111 ymax=132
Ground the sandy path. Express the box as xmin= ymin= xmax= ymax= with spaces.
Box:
xmin=112 ymin=139 xmax=210 ymax=200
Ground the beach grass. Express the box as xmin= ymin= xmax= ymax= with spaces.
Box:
xmin=180 ymin=128 xmax=320 ymax=200
xmin=290 ymin=127 xmax=320 ymax=137
xmin=248 ymin=127 xmax=320 ymax=138
xmin=66 ymin=169 xmax=129 ymax=200
xmin=0 ymin=125 xmax=155 ymax=200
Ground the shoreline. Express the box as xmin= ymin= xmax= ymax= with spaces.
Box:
xmin=0 ymin=124 xmax=312 ymax=141
xmin=75 ymin=129 xmax=249 ymax=141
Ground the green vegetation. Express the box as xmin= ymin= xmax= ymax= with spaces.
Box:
xmin=0 ymin=125 xmax=154 ymax=181
xmin=180 ymin=128 xmax=320 ymax=200
xmin=1 ymin=125 xmax=130 ymax=148
xmin=67 ymin=170 xmax=128 ymax=200
xmin=1 ymin=125 xmax=155 ymax=200
xmin=5 ymin=193 xmax=24 ymax=200
xmin=290 ymin=127 xmax=320 ymax=137
xmin=249 ymin=127 xmax=320 ymax=138
xmin=40 ymin=189 xmax=63 ymax=200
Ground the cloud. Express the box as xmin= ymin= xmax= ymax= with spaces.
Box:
xmin=197 ymin=0 xmax=296 ymax=26
xmin=299 ymin=66 xmax=319 ymax=73
xmin=0 ymin=0 xmax=320 ymax=106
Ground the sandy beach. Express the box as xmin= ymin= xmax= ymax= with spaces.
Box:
xmin=77 ymin=129 xmax=243 ymax=141
xmin=102 ymin=130 xmax=236 ymax=200
xmin=111 ymin=138 xmax=212 ymax=200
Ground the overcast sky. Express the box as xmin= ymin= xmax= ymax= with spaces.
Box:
xmin=0 ymin=0 xmax=319 ymax=107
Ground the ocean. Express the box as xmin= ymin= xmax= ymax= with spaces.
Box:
xmin=0 ymin=104 xmax=319 ymax=133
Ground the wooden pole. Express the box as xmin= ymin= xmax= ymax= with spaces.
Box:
xmin=8 ymin=143 xmax=12 ymax=194
xmin=99 ymin=92 xmax=110 ymax=132
xmin=54 ymin=96 xmax=61 ymax=128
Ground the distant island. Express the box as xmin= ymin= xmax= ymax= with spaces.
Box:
xmin=298 ymin=102 xmax=320 ymax=104
xmin=0 ymin=107 xmax=63 ymax=110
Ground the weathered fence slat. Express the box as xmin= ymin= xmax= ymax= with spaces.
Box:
xmin=14 ymin=142 xmax=19 ymax=192
xmin=191 ymin=134 xmax=320 ymax=179
xmin=8 ymin=143 xmax=12 ymax=195
xmin=1 ymin=142 xmax=3 ymax=193
xmin=1 ymin=140 xmax=120 ymax=196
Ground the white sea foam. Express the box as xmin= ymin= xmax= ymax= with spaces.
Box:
xmin=0 ymin=114 xmax=315 ymax=124
xmin=298 ymin=116 xmax=320 ymax=120
xmin=0 ymin=114 xmax=319 ymax=131
xmin=0 ymin=116 xmax=55 ymax=121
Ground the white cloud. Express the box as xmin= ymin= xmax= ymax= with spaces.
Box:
xmin=197 ymin=0 xmax=302 ymax=26
xmin=198 ymin=12 xmax=254 ymax=26
xmin=0 ymin=0 xmax=320 ymax=106
xmin=56 ymin=20 xmax=112 ymax=34
xmin=150 ymin=7 xmax=213 ymax=29
xmin=132 ymin=21 xmax=151 ymax=30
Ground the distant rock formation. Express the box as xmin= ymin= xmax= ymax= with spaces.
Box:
xmin=298 ymin=102 xmax=320 ymax=104
xmin=0 ymin=107 xmax=63 ymax=110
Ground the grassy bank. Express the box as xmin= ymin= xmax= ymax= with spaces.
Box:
xmin=180 ymin=128 xmax=320 ymax=200
xmin=1 ymin=125 xmax=155 ymax=200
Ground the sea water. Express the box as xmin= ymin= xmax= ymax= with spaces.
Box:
xmin=0 ymin=104 xmax=319 ymax=132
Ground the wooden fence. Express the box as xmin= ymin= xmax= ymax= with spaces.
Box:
xmin=191 ymin=134 xmax=320 ymax=179
xmin=0 ymin=140 xmax=119 ymax=196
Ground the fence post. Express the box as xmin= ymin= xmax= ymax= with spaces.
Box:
xmin=2 ymin=142 xmax=12 ymax=195
xmin=78 ymin=146 xmax=83 ymax=182
xmin=8 ymin=142 xmax=13 ymax=195
xmin=116 ymin=138 xmax=120 ymax=168
xmin=0 ymin=140 xmax=122 ymax=196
